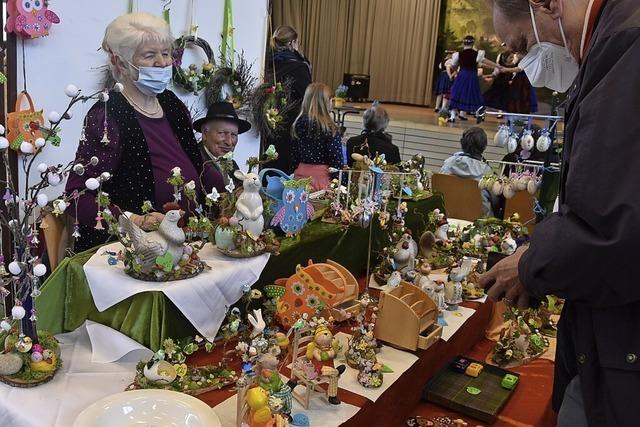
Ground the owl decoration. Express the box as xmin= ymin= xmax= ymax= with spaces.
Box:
xmin=270 ymin=183 xmax=314 ymax=236
xmin=6 ymin=0 xmax=61 ymax=39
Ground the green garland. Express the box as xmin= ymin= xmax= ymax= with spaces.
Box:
xmin=172 ymin=35 xmax=215 ymax=95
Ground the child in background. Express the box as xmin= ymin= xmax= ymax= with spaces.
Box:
xmin=434 ymin=53 xmax=456 ymax=112
xmin=291 ymin=83 xmax=344 ymax=190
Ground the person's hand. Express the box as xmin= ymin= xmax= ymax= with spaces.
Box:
xmin=478 ymin=246 xmax=530 ymax=308
xmin=130 ymin=212 xmax=165 ymax=230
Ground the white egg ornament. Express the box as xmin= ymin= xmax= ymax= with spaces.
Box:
xmin=53 ymin=199 xmax=67 ymax=213
xmin=48 ymin=111 xmax=61 ymax=124
xmin=0 ymin=319 xmax=12 ymax=332
xmin=503 ymin=183 xmax=516 ymax=199
xmin=0 ymin=124 xmax=5 ymax=135
xmin=19 ymin=142 xmax=34 ymax=154
xmin=0 ymin=137 xmax=9 ymax=150
xmin=494 ymin=125 xmax=509 ymax=147
xmin=536 ymin=132 xmax=552 ymax=152
xmin=113 ymin=82 xmax=124 ymax=93
xmin=11 ymin=305 xmax=25 ymax=320
xmin=35 ymin=137 xmax=46 ymax=148
xmin=36 ymin=193 xmax=49 ymax=207
xmin=64 ymin=84 xmax=80 ymax=98
xmin=520 ymin=131 xmax=535 ymax=151
xmin=36 ymin=162 xmax=48 ymax=173
xmin=527 ymin=178 xmax=540 ymax=195
xmin=33 ymin=264 xmax=47 ymax=277
xmin=47 ymin=172 xmax=62 ymax=186
xmin=85 ymin=178 xmax=100 ymax=191
xmin=143 ymin=360 xmax=177 ymax=384
xmin=507 ymin=136 xmax=518 ymax=154
xmin=491 ymin=180 xmax=504 ymax=196
xmin=8 ymin=261 xmax=22 ymax=276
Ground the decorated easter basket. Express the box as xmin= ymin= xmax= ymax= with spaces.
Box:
xmin=0 ymin=331 xmax=61 ymax=388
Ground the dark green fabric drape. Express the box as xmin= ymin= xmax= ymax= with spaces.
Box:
xmin=39 ymin=195 xmax=444 ymax=350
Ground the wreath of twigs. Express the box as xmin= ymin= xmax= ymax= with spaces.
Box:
xmin=172 ymin=35 xmax=215 ymax=94
xmin=250 ymin=79 xmax=296 ymax=138
xmin=206 ymin=50 xmax=256 ymax=112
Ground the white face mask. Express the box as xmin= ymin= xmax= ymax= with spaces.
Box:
xmin=519 ymin=5 xmax=579 ymax=93
xmin=127 ymin=62 xmax=172 ymax=96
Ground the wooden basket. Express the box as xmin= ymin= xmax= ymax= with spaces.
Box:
xmin=0 ymin=370 xmax=57 ymax=388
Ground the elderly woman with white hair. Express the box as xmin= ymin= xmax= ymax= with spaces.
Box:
xmin=346 ymin=104 xmax=401 ymax=167
xmin=66 ymin=12 xmax=224 ymax=251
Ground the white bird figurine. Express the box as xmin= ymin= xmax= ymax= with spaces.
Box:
xmin=386 ymin=270 xmax=402 ymax=289
xmin=118 ymin=210 xmax=186 ymax=273
xmin=501 ymin=231 xmax=517 ymax=255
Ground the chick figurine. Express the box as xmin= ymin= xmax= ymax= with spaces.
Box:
xmin=246 ymin=386 xmax=273 ymax=427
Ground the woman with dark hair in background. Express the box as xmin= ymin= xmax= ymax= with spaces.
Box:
xmin=264 ymin=25 xmax=313 ymax=173
xmin=440 ymin=127 xmax=494 ymax=217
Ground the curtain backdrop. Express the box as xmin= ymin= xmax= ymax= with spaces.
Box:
xmin=271 ymin=0 xmax=441 ymax=106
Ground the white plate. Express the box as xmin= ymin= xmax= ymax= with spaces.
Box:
xmin=73 ymin=389 xmax=222 ymax=427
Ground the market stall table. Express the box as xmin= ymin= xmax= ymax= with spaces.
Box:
xmin=38 ymin=195 xmax=445 ymax=351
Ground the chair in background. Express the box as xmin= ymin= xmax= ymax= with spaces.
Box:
xmin=431 ymin=173 xmax=483 ymax=221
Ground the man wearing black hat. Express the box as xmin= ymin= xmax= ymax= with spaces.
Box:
xmin=193 ymin=102 xmax=252 ymax=189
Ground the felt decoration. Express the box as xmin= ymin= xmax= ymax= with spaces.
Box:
xmin=6 ymin=0 xmax=60 ymax=39
xmin=6 ymin=91 xmax=44 ymax=152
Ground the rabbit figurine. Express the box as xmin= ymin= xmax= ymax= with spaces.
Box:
xmin=233 ymin=170 xmax=265 ymax=239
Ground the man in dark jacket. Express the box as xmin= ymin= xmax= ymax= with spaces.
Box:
xmin=479 ymin=0 xmax=640 ymax=426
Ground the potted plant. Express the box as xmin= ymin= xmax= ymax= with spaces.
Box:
xmin=334 ymin=84 xmax=348 ymax=108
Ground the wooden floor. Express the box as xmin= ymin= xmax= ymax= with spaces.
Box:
xmin=341 ymin=103 xmax=551 ymax=172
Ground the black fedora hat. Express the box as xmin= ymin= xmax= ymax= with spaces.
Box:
xmin=193 ymin=102 xmax=252 ymax=134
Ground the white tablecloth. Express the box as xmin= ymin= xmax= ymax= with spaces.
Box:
xmin=334 ymin=332 xmax=419 ymax=402
xmin=84 ymin=242 xmax=270 ymax=341
xmin=0 ymin=324 xmax=151 ymax=427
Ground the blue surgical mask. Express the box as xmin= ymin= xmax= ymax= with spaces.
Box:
xmin=128 ymin=62 xmax=172 ymax=96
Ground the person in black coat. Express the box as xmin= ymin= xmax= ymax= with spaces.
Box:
xmin=480 ymin=0 xmax=640 ymax=425
xmin=346 ymin=104 xmax=401 ymax=167
xmin=263 ymin=25 xmax=312 ymax=174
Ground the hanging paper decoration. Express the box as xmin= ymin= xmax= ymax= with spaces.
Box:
xmin=220 ymin=0 xmax=235 ymax=66
xmin=6 ymin=91 xmax=45 ymax=152
xmin=6 ymin=0 xmax=60 ymax=39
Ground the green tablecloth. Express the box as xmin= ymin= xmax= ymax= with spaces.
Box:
xmin=38 ymin=195 xmax=444 ymax=350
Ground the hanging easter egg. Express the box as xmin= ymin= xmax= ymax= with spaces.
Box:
xmin=113 ymin=82 xmax=124 ymax=93
xmin=520 ymin=131 xmax=535 ymax=151
xmin=11 ymin=305 xmax=25 ymax=320
xmin=33 ymin=264 xmax=47 ymax=277
xmin=517 ymin=176 xmax=529 ymax=191
xmin=85 ymin=178 xmax=100 ymax=191
xmin=35 ymin=137 xmax=46 ymax=148
xmin=0 ymin=124 xmax=5 ymax=135
xmin=493 ymin=125 xmax=509 ymax=147
xmin=0 ymin=137 xmax=9 ymax=150
xmin=64 ymin=84 xmax=80 ymax=98
xmin=20 ymin=142 xmax=34 ymax=154
xmin=36 ymin=193 xmax=49 ymax=207
xmin=37 ymin=162 xmax=48 ymax=173
xmin=73 ymin=164 xmax=85 ymax=175
xmin=507 ymin=136 xmax=518 ymax=154
xmin=491 ymin=180 xmax=503 ymax=196
xmin=0 ymin=320 xmax=11 ymax=332
xmin=100 ymin=92 xmax=110 ymax=103
xmin=8 ymin=261 xmax=22 ymax=276
xmin=536 ymin=132 xmax=551 ymax=152
xmin=527 ymin=178 xmax=539 ymax=195
xmin=48 ymin=111 xmax=61 ymax=124
xmin=503 ymin=183 xmax=516 ymax=199
xmin=100 ymin=172 xmax=111 ymax=182
xmin=47 ymin=172 xmax=62 ymax=186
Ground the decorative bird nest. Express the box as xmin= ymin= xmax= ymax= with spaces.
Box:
xmin=0 ymin=330 xmax=61 ymax=388
xmin=206 ymin=50 xmax=256 ymax=112
xmin=172 ymin=35 xmax=215 ymax=95
xmin=123 ymin=252 xmax=207 ymax=282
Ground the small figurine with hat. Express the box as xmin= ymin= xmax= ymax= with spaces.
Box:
xmin=194 ymin=101 xmax=252 ymax=188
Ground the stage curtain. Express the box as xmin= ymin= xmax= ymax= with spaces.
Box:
xmin=271 ymin=0 xmax=441 ymax=106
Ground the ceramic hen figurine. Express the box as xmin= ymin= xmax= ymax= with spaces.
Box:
xmin=118 ymin=210 xmax=185 ymax=273
xmin=393 ymin=232 xmax=418 ymax=273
